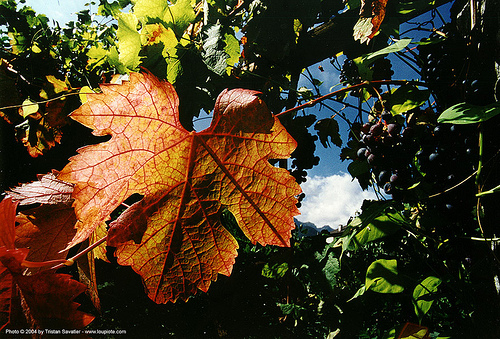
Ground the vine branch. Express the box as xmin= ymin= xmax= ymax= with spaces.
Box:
xmin=276 ymin=80 xmax=428 ymax=117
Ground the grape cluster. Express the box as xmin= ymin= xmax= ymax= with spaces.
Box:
xmin=340 ymin=57 xmax=394 ymax=98
xmin=286 ymin=115 xmax=320 ymax=184
xmin=418 ymin=24 xmax=496 ymax=107
xmin=371 ymin=58 xmax=394 ymax=82
xmin=354 ymin=117 xmax=418 ymax=196
xmin=415 ymin=123 xmax=478 ymax=216
xmin=351 ymin=112 xmax=479 ymax=219
xmin=339 ymin=59 xmax=362 ymax=86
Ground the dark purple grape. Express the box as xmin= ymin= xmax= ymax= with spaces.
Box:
xmin=381 ymin=110 xmax=393 ymax=122
xmin=387 ymin=123 xmax=401 ymax=137
xmin=378 ymin=170 xmax=390 ymax=184
xmin=361 ymin=122 xmax=372 ymax=134
xmin=402 ymin=127 xmax=414 ymax=139
xmin=367 ymin=153 xmax=377 ymax=165
xmin=383 ymin=182 xmax=393 ymax=194
xmin=362 ymin=134 xmax=375 ymax=145
xmin=390 ymin=173 xmax=399 ymax=184
xmin=357 ymin=147 xmax=367 ymax=160
xmin=370 ymin=123 xmax=383 ymax=136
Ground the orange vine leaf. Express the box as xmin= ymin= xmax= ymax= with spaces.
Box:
xmin=15 ymin=203 xmax=77 ymax=274
xmin=353 ymin=0 xmax=389 ymax=44
xmin=0 ymin=198 xmax=94 ymax=330
xmin=58 ymin=72 xmax=301 ymax=303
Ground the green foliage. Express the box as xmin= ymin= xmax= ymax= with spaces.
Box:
xmin=365 ymin=259 xmax=405 ymax=294
xmin=346 ymin=201 xmax=406 ymax=251
xmin=413 ymin=276 xmax=442 ymax=323
xmin=389 ymin=85 xmax=430 ymax=115
xmin=438 ymin=102 xmax=500 ymax=124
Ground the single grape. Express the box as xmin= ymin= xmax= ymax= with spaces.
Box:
xmin=387 ymin=123 xmax=401 ymax=137
xmin=381 ymin=110 xmax=393 ymax=122
xmin=390 ymin=173 xmax=399 ymax=184
xmin=367 ymin=153 xmax=377 ymax=165
xmin=357 ymin=147 xmax=367 ymax=160
xmin=361 ymin=122 xmax=372 ymax=134
xmin=370 ymin=124 xmax=383 ymax=136
xmin=428 ymin=152 xmax=440 ymax=163
xmin=378 ymin=170 xmax=391 ymax=184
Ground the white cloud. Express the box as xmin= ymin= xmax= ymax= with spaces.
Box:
xmin=296 ymin=173 xmax=377 ymax=229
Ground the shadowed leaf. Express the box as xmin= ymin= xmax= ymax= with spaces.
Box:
xmin=0 ymin=199 xmax=93 ymax=330
xmin=15 ymin=203 xmax=77 ymax=273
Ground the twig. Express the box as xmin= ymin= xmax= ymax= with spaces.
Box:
xmin=276 ymin=80 xmax=428 ymax=117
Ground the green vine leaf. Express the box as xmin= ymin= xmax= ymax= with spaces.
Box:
xmin=117 ymin=13 xmax=142 ymax=71
xmin=438 ymin=102 xmax=500 ymax=124
xmin=389 ymin=85 xmax=429 ymax=115
xmin=365 ymin=259 xmax=404 ymax=294
xmin=413 ymin=276 xmax=442 ymax=322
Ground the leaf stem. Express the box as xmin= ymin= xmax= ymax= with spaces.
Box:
xmin=475 ymin=123 xmax=484 ymax=187
xmin=22 ymin=258 xmax=69 ymax=269
xmin=0 ymin=91 xmax=82 ymax=111
xmin=25 ymin=236 xmax=108 ymax=271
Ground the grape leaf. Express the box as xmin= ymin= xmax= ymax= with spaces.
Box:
xmin=353 ymin=0 xmax=389 ymax=44
xmin=365 ymin=259 xmax=404 ymax=294
xmin=203 ymin=23 xmax=231 ymax=76
xmin=413 ymin=276 xmax=441 ymax=321
xmin=134 ymin=0 xmax=196 ymax=37
xmin=0 ymin=198 xmax=17 ymax=249
xmin=437 ymin=102 xmax=500 ymax=124
xmin=15 ymin=203 xmax=77 ymax=273
xmin=117 ymin=12 xmax=142 ymax=71
xmin=224 ymin=32 xmax=240 ymax=74
xmin=0 ymin=198 xmax=94 ymax=330
xmin=314 ymin=118 xmax=342 ymax=148
xmin=58 ymin=72 xmax=301 ymax=303
xmin=7 ymin=172 xmax=74 ymax=206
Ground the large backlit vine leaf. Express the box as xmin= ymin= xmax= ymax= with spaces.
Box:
xmin=58 ymin=72 xmax=301 ymax=303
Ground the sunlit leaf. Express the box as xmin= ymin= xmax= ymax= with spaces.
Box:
xmin=390 ymin=85 xmax=429 ymax=115
xmin=7 ymin=172 xmax=74 ymax=206
xmin=0 ymin=199 xmax=93 ymax=330
xmin=58 ymin=72 xmax=300 ymax=303
xmin=21 ymin=98 xmax=39 ymax=118
xmin=365 ymin=259 xmax=405 ymax=294
xmin=413 ymin=276 xmax=441 ymax=321
xmin=438 ymin=102 xmax=500 ymax=124
xmin=117 ymin=13 xmax=142 ymax=71
xmin=353 ymin=0 xmax=389 ymax=44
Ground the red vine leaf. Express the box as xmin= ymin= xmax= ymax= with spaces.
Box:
xmin=15 ymin=203 xmax=77 ymax=273
xmin=0 ymin=198 xmax=94 ymax=330
xmin=0 ymin=198 xmax=17 ymax=249
xmin=7 ymin=171 xmax=74 ymax=206
xmin=58 ymin=72 xmax=301 ymax=303
xmin=353 ymin=0 xmax=389 ymax=44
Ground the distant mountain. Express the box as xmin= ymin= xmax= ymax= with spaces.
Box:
xmin=294 ymin=219 xmax=335 ymax=237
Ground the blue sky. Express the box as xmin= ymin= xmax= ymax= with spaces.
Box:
xmin=23 ymin=0 xmax=93 ymax=24
xmin=21 ymin=0 xmax=451 ymax=228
